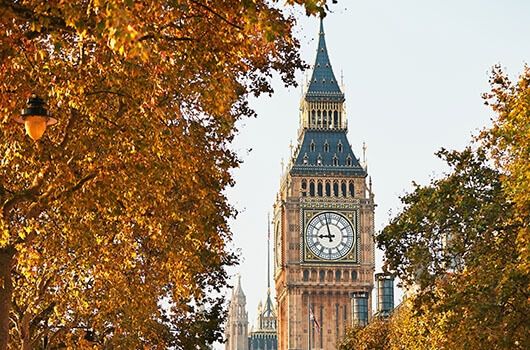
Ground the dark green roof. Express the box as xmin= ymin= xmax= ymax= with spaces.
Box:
xmin=305 ymin=19 xmax=345 ymax=102
xmin=291 ymin=130 xmax=366 ymax=176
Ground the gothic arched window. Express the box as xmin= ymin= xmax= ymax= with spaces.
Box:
xmin=341 ymin=181 xmax=347 ymax=197
xmin=349 ymin=181 xmax=355 ymax=197
xmin=310 ymin=140 xmax=316 ymax=152
xmin=333 ymin=182 xmax=339 ymax=196
xmin=338 ymin=142 xmax=343 ymax=153
xmin=325 ymin=181 xmax=331 ymax=196
xmin=309 ymin=181 xmax=315 ymax=196
xmin=317 ymin=182 xmax=323 ymax=196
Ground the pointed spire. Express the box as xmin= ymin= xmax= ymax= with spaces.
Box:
xmin=267 ymin=213 xmax=271 ymax=292
xmin=305 ymin=17 xmax=344 ymax=102
xmin=234 ymin=274 xmax=245 ymax=298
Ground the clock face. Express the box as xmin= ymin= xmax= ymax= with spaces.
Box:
xmin=305 ymin=212 xmax=355 ymax=260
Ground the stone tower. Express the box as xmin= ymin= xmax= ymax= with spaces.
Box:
xmin=249 ymin=216 xmax=278 ymax=350
xmin=225 ymin=276 xmax=249 ymax=350
xmin=273 ymin=18 xmax=375 ymax=349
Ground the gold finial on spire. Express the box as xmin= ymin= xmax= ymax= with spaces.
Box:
xmin=362 ymin=142 xmax=368 ymax=171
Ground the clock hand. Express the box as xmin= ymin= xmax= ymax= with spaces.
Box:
xmin=324 ymin=215 xmax=334 ymax=242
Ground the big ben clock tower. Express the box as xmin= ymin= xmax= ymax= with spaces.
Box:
xmin=274 ymin=19 xmax=375 ymax=349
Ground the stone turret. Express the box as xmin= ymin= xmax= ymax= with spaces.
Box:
xmin=225 ymin=276 xmax=249 ymax=350
xmin=249 ymin=215 xmax=278 ymax=350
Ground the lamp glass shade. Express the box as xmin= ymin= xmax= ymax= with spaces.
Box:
xmin=24 ymin=116 xmax=48 ymax=141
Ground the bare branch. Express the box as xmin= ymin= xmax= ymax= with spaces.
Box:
xmin=190 ymin=0 xmax=243 ymax=30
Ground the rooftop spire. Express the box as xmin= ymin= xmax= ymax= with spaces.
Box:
xmin=267 ymin=213 xmax=271 ymax=291
xmin=233 ymin=274 xmax=245 ymax=298
xmin=305 ymin=17 xmax=344 ymax=102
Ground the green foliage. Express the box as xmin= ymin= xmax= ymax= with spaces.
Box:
xmin=372 ymin=68 xmax=530 ymax=350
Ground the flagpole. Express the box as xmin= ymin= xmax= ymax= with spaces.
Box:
xmin=307 ymin=295 xmax=311 ymax=350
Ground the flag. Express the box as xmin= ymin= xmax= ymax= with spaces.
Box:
xmin=309 ymin=307 xmax=321 ymax=333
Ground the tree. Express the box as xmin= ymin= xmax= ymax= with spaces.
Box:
xmin=338 ymin=300 xmax=448 ymax=350
xmin=483 ymin=65 xmax=530 ymax=278
xmin=377 ymin=147 xmax=529 ymax=349
xmin=337 ymin=318 xmax=390 ymax=350
xmin=0 ymin=0 xmax=331 ymax=348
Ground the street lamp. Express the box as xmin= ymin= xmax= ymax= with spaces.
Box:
xmin=14 ymin=94 xmax=57 ymax=141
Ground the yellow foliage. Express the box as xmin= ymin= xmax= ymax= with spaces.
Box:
xmin=0 ymin=0 xmax=329 ymax=348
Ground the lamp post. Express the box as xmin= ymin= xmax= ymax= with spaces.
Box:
xmin=14 ymin=94 xmax=57 ymax=141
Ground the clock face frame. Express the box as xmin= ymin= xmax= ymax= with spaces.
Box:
xmin=304 ymin=211 xmax=355 ymax=261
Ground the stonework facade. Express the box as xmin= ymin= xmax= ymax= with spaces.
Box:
xmin=225 ymin=276 xmax=249 ymax=350
xmin=273 ymin=19 xmax=375 ymax=350
xmin=248 ymin=220 xmax=278 ymax=350
xmin=248 ymin=291 xmax=278 ymax=350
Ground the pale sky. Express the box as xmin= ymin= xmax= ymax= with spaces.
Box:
xmin=222 ymin=0 xmax=530 ymax=345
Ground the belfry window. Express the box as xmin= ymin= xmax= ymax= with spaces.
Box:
xmin=317 ymin=182 xmax=323 ymax=196
xmin=325 ymin=181 xmax=331 ymax=196
xmin=309 ymin=182 xmax=315 ymax=196
xmin=351 ymin=271 xmax=358 ymax=280
xmin=333 ymin=182 xmax=339 ymax=196
xmin=349 ymin=181 xmax=355 ymax=197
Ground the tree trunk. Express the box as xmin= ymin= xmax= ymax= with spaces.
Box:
xmin=0 ymin=246 xmax=15 ymax=350
xmin=20 ymin=313 xmax=31 ymax=350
